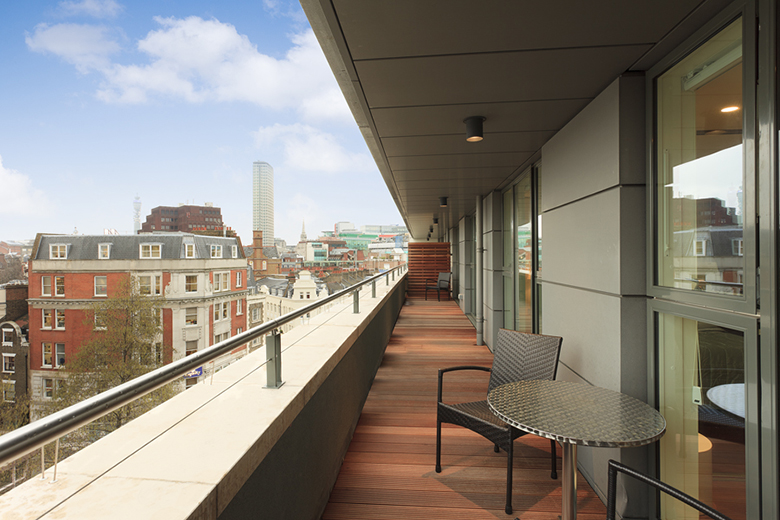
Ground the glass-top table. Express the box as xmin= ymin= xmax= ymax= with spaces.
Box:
xmin=488 ymin=380 xmax=666 ymax=520
xmin=707 ymin=383 xmax=745 ymax=418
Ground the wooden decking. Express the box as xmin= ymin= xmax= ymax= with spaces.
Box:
xmin=323 ymin=297 xmax=606 ymax=519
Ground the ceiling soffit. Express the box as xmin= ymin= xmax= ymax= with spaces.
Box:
xmin=303 ymin=0 xmax=716 ymax=239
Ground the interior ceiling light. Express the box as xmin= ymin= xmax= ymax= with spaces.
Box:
xmin=721 ymin=106 xmax=740 ymax=113
xmin=464 ymin=116 xmax=486 ymax=142
xmin=433 ymin=217 xmax=439 ymax=224
xmin=430 ymin=225 xmax=434 ymax=232
xmin=439 ymin=197 xmax=448 ymax=207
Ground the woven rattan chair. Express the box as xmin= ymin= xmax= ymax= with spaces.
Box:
xmin=425 ymin=272 xmax=451 ymax=301
xmin=436 ymin=328 xmax=563 ymax=514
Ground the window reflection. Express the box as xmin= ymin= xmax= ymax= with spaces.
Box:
xmin=658 ymin=314 xmax=745 ymax=520
xmin=515 ymin=177 xmax=532 ymax=332
xmin=656 ymin=19 xmax=743 ymax=295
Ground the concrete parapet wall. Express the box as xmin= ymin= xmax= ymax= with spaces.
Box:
xmin=0 ymin=274 xmax=407 ymax=520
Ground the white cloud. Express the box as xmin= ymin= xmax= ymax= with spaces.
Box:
xmin=253 ymin=124 xmax=373 ymax=173
xmin=25 ymin=23 xmax=120 ymax=73
xmin=0 ymin=157 xmax=50 ymax=217
xmin=92 ymin=17 xmax=351 ymax=122
xmin=58 ymin=0 xmax=124 ymax=18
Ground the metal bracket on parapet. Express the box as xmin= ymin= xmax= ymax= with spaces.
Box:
xmin=372 ymin=280 xmax=377 ymax=298
xmin=264 ymin=330 xmax=284 ymax=389
xmin=353 ymin=289 xmax=360 ymax=314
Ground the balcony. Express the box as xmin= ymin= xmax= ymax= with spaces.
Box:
xmin=324 ymin=297 xmax=605 ymax=519
xmin=0 ymin=270 xmax=607 ymax=519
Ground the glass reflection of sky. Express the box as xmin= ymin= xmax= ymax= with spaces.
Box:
xmin=670 ymin=144 xmax=743 ymax=214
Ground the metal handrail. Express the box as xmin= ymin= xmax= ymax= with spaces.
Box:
xmin=0 ymin=265 xmax=407 ymax=469
xmin=606 ymin=459 xmax=733 ymax=520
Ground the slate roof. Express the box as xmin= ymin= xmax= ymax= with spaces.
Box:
xmin=35 ymin=233 xmax=244 ymax=261
xmin=256 ymin=276 xmax=293 ymax=298
xmin=673 ymin=227 xmax=743 ymax=257
xmin=262 ymin=246 xmax=279 ymax=259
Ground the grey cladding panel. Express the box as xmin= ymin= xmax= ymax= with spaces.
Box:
xmin=335 ymin=0 xmax=702 ymax=60
xmin=382 ymin=131 xmax=555 ymax=157
xmin=371 ymin=100 xmax=590 ymax=138
xmin=355 ymin=45 xmax=652 ymax=108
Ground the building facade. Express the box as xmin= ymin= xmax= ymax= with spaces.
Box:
xmin=140 ymin=204 xmax=225 ymax=234
xmin=305 ymin=1 xmax=780 ymax=518
xmin=252 ymin=161 xmax=274 ymax=247
xmin=248 ymin=231 xmax=281 ymax=276
xmin=27 ymin=234 xmax=247 ymax=410
xmin=256 ymin=271 xmax=327 ymax=334
xmin=1 ymin=320 xmax=28 ymax=415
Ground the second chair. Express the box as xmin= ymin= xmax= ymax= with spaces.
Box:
xmin=436 ymin=328 xmax=563 ymax=514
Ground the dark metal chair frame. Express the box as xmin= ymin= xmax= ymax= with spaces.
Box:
xmin=425 ymin=272 xmax=451 ymax=301
xmin=436 ymin=329 xmax=563 ymax=514
xmin=607 ymin=459 xmax=733 ymax=520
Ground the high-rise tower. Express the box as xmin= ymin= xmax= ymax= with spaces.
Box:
xmin=252 ymin=161 xmax=274 ymax=246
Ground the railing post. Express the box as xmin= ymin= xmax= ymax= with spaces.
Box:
xmin=392 ymin=269 xmax=395 ymax=281
xmin=386 ymin=273 xmax=389 ymax=285
xmin=51 ymin=438 xmax=59 ymax=483
xmin=264 ymin=331 xmax=284 ymax=389
xmin=372 ymin=280 xmax=376 ymax=298
xmin=353 ymin=289 xmax=360 ymax=313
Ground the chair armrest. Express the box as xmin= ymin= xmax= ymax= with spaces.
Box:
xmin=425 ymin=278 xmax=435 ymax=284
xmin=438 ymin=365 xmax=491 ymax=403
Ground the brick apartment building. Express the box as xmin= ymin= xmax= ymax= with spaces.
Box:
xmin=27 ymin=233 xmax=247 ymax=411
xmin=141 ymin=204 xmax=225 ymax=233
xmin=1 ymin=281 xmax=30 ymax=415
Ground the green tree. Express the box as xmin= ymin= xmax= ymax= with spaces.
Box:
xmin=50 ymin=274 xmax=176 ymax=449
xmin=0 ymin=256 xmax=24 ymax=284
xmin=0 ymin=391 xmax=29 ymax=434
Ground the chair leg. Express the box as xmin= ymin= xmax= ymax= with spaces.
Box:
xmin=505 ymin=433 xmax=513 ymax=515
xmin=494 ymin=444 xmax=500 ymax=453
xmin=425 ymin=287 xmax=428 ymax=301
xmin=435 ymin=417 xmax=442 ymax=473
xmin=437 ymin=288 xmax=441 ymax=301
xmin=550 ymin=439 xmax=558 ymax=479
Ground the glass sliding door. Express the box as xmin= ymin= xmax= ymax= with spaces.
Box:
xmin=469 ymin=213 xmax=476 ymax=316
xmin=502 ymin=189 xmax=514 ymax=329
xmin=515 ymin=175 xmax=533 ymax=332
xmin=651 ymin=12 xmax=760 ymax=520
xmin=534 ymin=164 xmax=543 ymax=332
xmin=501 ymin=166 xmax=541 ymax=333
xmin=657 ymin=313 xmax=746 ymax=519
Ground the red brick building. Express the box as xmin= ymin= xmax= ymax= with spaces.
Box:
xmin=248 ymin=231 xmax=282 ymax=276
xmin=141 ymin=204 xmax=225 ymax=233
xmin=28 ymin=233 xmax=247 ymax=412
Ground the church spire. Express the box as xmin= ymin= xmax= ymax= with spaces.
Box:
xmin=300 ymin=219 xmax=307 ymax=242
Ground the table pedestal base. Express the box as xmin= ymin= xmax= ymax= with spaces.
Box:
xmin=562 ymin=443 xmax=577 ymax=520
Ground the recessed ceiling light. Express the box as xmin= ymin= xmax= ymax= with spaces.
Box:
xmin=721 ymin=106 xmax=740 ymax=113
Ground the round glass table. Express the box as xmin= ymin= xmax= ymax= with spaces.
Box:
xmin=488 ymin=380 xmax=666 ymax=520
xmin=706 ymin=383 xmax=745 ymax=418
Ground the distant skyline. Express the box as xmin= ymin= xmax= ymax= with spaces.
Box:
xmin=0 ymin=0 xmax=403 ymax=244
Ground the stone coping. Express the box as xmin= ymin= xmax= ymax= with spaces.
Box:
xmin=0 ymin=275 xmax=405 ymax=520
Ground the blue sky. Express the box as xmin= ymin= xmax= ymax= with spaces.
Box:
xmin=0 ymin=0 xmax=402 ymax=244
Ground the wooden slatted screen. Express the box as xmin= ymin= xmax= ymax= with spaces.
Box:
xmin=407 ymin=242 xmax=451 ymax=298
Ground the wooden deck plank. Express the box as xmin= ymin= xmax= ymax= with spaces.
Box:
xmin=323 ymin=297 xmax=606 ymax=519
